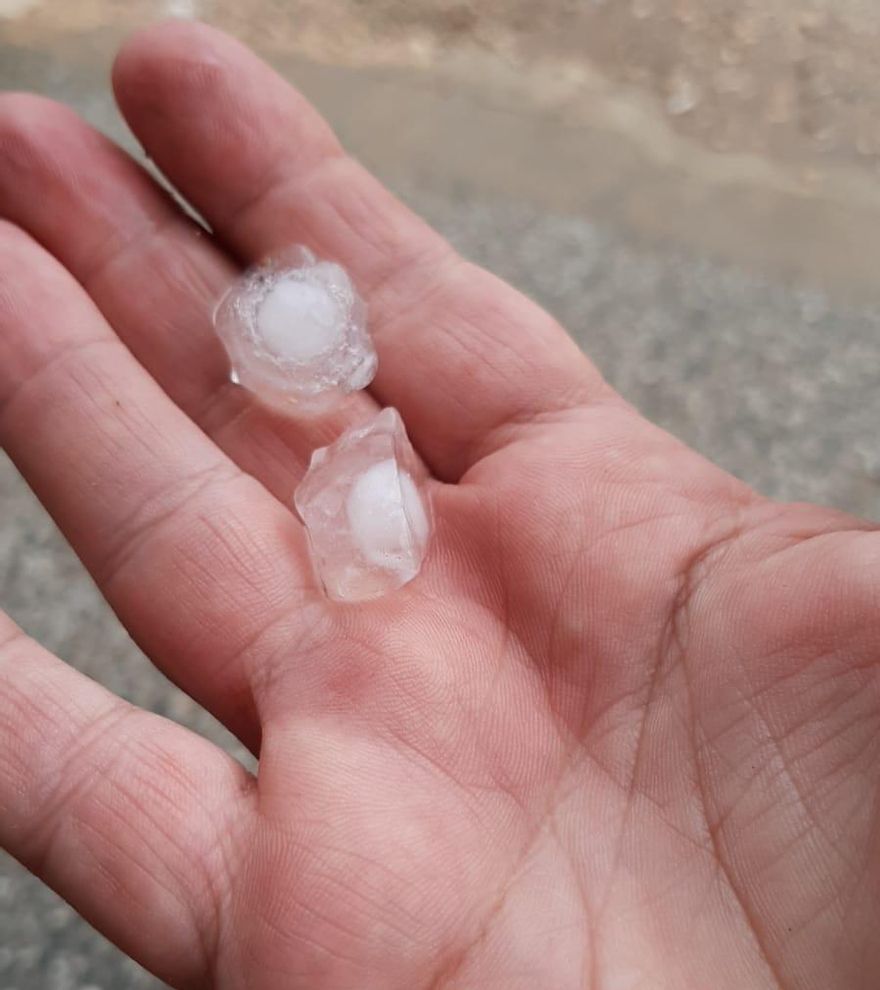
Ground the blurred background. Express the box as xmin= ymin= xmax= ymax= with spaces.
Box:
xmin=1 ymin=1 xmax=879 ymax=986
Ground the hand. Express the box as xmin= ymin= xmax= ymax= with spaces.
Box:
xmin=0 ymin=21 xmax=876 ymax=990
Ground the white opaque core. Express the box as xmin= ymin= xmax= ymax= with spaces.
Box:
xmin=257 ymin=277 xmax=343 ymax=362
xmin=346 ymin=459 xmax=429 ymax=568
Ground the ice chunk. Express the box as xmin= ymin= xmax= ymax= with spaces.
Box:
xmin=294 ymin=408 xmax=431 ymax=602
xmin=213 ymin=246 xmax=377 ymax=412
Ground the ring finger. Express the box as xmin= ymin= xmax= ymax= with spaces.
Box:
xmin=0 ymin=221 xmax=323 ymax=751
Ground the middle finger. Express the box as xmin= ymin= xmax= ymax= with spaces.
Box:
xmin=0 ymin=93 xmax=380 ymax=503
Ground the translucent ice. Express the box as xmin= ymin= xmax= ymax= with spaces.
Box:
xmin=213 ymin=246 xmax=377 ymax=411
xmin=294 ymin=408 xmax=431 ymax=602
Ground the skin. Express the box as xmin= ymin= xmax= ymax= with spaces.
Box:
xmin=0 ymin=20 xmax=878 ymax=990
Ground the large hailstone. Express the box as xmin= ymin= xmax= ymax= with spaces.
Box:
xmin=213 ymin=246 xmax=377 ymax=411
xmin=294 ymin=408 xmax=431 ymax=602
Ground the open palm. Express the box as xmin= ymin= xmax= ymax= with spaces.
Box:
xmin=0 ymin=21 xmax=877 ymax=990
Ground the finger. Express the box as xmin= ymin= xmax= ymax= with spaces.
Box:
xmin=112 ymin=20 xmax=611 ymax=482
xmin=0 ymin=612 xmax=255 ymax=988
xmin=0 ymin=221 xmax=313 ymax=751
xmin=0 ymin=93 xmax=378 ymax=504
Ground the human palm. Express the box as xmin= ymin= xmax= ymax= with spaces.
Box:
xmin=0 ymin=21 xmax=877 ymax=990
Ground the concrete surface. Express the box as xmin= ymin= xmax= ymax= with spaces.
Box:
xmin=1 ymin=1 xmax=879 ymax=987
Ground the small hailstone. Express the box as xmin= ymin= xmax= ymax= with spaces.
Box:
xmin=294 ymin=408 xmax=431 ymax=602
xmin=213 ymin=246 xmax=377 ymax=412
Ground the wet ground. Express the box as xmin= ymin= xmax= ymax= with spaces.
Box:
xmin=1 ymin=1 xmax=880 ymax=986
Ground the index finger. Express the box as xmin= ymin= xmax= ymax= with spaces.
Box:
xmin=112 ymin=20 xmax=610 ymax=481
